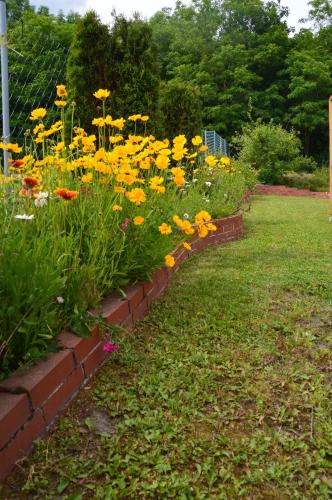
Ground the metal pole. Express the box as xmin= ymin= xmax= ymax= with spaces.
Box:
xmin=0 ymin=1 xmax=10 ymax=175
xmin=329 ymin=96 xmax=332 ymax=220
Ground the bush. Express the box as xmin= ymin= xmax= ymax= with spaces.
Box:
xmin=0 ymin=88 xmax=249 ymax=376
xmin=233 ymin=121 xmax=304 ymax=184
xmin=283 ymin=168 xmax=329 ymax=192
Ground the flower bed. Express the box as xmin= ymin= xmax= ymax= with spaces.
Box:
xmin=0 ymin=212 xmax=243 ymax=480
xmin=0 ymin=86 xmax=253 ymax=378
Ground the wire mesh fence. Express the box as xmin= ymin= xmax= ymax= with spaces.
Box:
xmin=0 ymin=18 xmax=68 ymax=143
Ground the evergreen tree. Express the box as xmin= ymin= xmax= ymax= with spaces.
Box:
xmin=109 ymin=15 xmax=160 ymax=124
xmin=66 ymin=11 xmax=112 ymax=129
xmin=159 ymin=81 xmax=202 ymax=139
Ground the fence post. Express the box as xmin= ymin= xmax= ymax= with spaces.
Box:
xmin=0 ymin=0 xmax=10 ymax=175
xmin=329 ymin=96 xmax=332 ymax=220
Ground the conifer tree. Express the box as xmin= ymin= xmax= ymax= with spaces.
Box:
xmin=66 ymin=11 xmax=112 ymax=129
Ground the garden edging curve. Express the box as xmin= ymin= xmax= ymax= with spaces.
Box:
xmin=0 ymin=212 xmax=243 ymax=481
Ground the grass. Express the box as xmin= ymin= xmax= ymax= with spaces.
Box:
xmin=2 ymin=195 xmax=332 ymax=499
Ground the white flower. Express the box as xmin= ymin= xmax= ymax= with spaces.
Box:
xmin=56 ymin=296 xmax=64 ymax=304
xmin=193 ymin=178 xmax=198 ymax=183
xmin=15 ymin=214 xmax=34 ymax=220
xmin=183 ymin=213 xmax=189 ymax=219
xmin=205 ymin=181 xmax=212 ymax=187
xmin=34 ymin=191 xmax=48 ymax=208
xmin=204 ymin=198 xmax=210 ymax=203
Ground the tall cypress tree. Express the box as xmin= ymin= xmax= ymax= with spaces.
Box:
xmin=66 ymin=11 xmax=111 ymax=129
xmin=109 ymin=15 xmax=160 ymax=124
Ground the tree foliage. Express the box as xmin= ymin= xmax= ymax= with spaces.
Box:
xmin=159 ymin=81 xmax=202 ymax=139
xmin=66 ymin=11 xmax=111 ymax=130
xmin=150 ymin=0 xmax=331 ymax=162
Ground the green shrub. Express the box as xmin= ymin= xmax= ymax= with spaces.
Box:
xmin=283 ymin=168 xmax=329 ymax=192
xmin=233 ymin=122 xmax=304 ymax=184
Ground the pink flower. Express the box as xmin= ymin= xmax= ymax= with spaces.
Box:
xmin=120 ymin=218 xmax=131 ymax=231
xmin=102 ymin=341 xmax=119 ymax=353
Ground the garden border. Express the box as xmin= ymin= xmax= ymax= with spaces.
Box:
xmin=0 ymin=213 xmax=243 ymax=480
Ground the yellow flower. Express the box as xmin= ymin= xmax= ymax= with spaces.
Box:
xmin=54 ymin=142 xmax=65 ymax=153
xmin=183 ymin=242 xmax=192 ymax=250
xmin=173 ymin=175 xmax=185 ymax=187
xmin=56 ymin=84 xmax=67 ymax=97
xmin=195 ymin=210 xmax=211 ymax=224
xmin=105 ymin=114 xmax=113 ymax=125
xmin=134 ymin=216 xmax=144 ymax=225
xmin=33 ymin=123 xmax=44 ymax=135
xmin=220 ymin=156 xmax=231 ymax=166
xmin=112 ymin=204 xmax=123 ymax=212
xmin=111 ymin=118 xmax=126 ymax=130
xmin=206 ymin=223 xmax=217 ymax=231
xmin=0 ymin=142 xmax=22 ymax=153
xmin=173 ymin=135 xmax=187 ymax=147
xmin=192 ymin=135 xmax=203 ymax=146
xmin=55 ymin=100 xmax=67 ymax=107
xmin=82 ymin=173 xmax=93 ymax=184
xmin=150 ymin=176 xmax=165 ymax=193
xmin=109 ymin=135 xmax=123 ymax=144
xmin=30 ymin=108 xmax=47 ymax=121
xmin=205 ymin=155 xmax=217 ymax=167
xmin=126 ymin=188 xmax=146 ymax=205
xmin=200 ymin=145 xmax=208 ymax=152
xmin=159 ymin=223 xmax=172 ymax=235
xmin=93 ymin=89 xmax=110 ymax=100
xmin=92 ymin=117 xmax=105 ymax=127
xmin=155 ymin=155 xmax=170 ymax=170
xmin=165 ymin=255 xmax=175 ymax=267
xmin=141 ymin=115 xmax=149 ymax=122
xmin=198 ymin=225 xmax=209 ymax=238
xmin=114 ymin=186 xmax=126 ymax=194
xmin=128 ymin=114 xmax=142 ymax=121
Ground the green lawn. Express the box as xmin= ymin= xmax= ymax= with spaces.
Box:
xmin=3 ymin=196 xmax=332 ymax=499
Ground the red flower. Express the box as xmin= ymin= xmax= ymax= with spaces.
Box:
xmin=54 ymin=188 xmax=79 ymax=200
xmin=24 ymin=177 xmax=38 ymax=188
xmin=9 ymin=159 xmax=25 ymax=168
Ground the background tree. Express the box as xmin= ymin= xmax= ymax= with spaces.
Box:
xmin=108 ymin=15 xmax=160 ymax=126
xmin=66 ymin=11 xmax=111 ymax=130
xmin=159 ymin=80 xmax=202 ymax=139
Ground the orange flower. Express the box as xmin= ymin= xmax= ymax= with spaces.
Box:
xmin=134 ymin=216 xmax=144 ymax=225
xmin=54 ymin=188 xmax=79 ymax=200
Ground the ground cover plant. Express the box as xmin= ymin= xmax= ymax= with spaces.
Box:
xmin=0 ymin=86 xmax=252 ymax=376
xmin=2 ymin=195 xmax=332 ymax=498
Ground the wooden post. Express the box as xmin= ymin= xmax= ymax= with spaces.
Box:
xmin=330 ymin=96 xmax=332 ymax=219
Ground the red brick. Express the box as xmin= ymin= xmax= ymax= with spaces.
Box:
xmin=82 ymin=342 xmax=108 ymax=378
xmin=42 ymin=366 xmax=84 ymax=425
xmin=152 ymin=268 xmax=169 ymax=292
xmin=142 ymin=279 xmax=155 ymax=295
xmin=0 ymin=351 xmax=75 ymax=409
xmin=146 ymin=286 xmax=162 ymax=307
xmin=100 ymin=294 xmax=130 ymax=325
xmin=123 ymin=284 xmax=144 ymax=311
xmin=132 ymin=297 xmax=149 ymax=324
xmin=0 ymin=393 xmax=31 ymax=450
xmin=0 ymin=409 xmax=45 ymax=481
xmin=120 ymin=313 xmax=134 ymax=331
xmin=58 ymin=328 xmax=100 ymax=364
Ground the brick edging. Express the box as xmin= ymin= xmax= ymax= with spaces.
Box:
xmin=0 ymin=213 xmax=243 ymax=480
xmin=255 ymin=185 xmax=329 ymax=199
